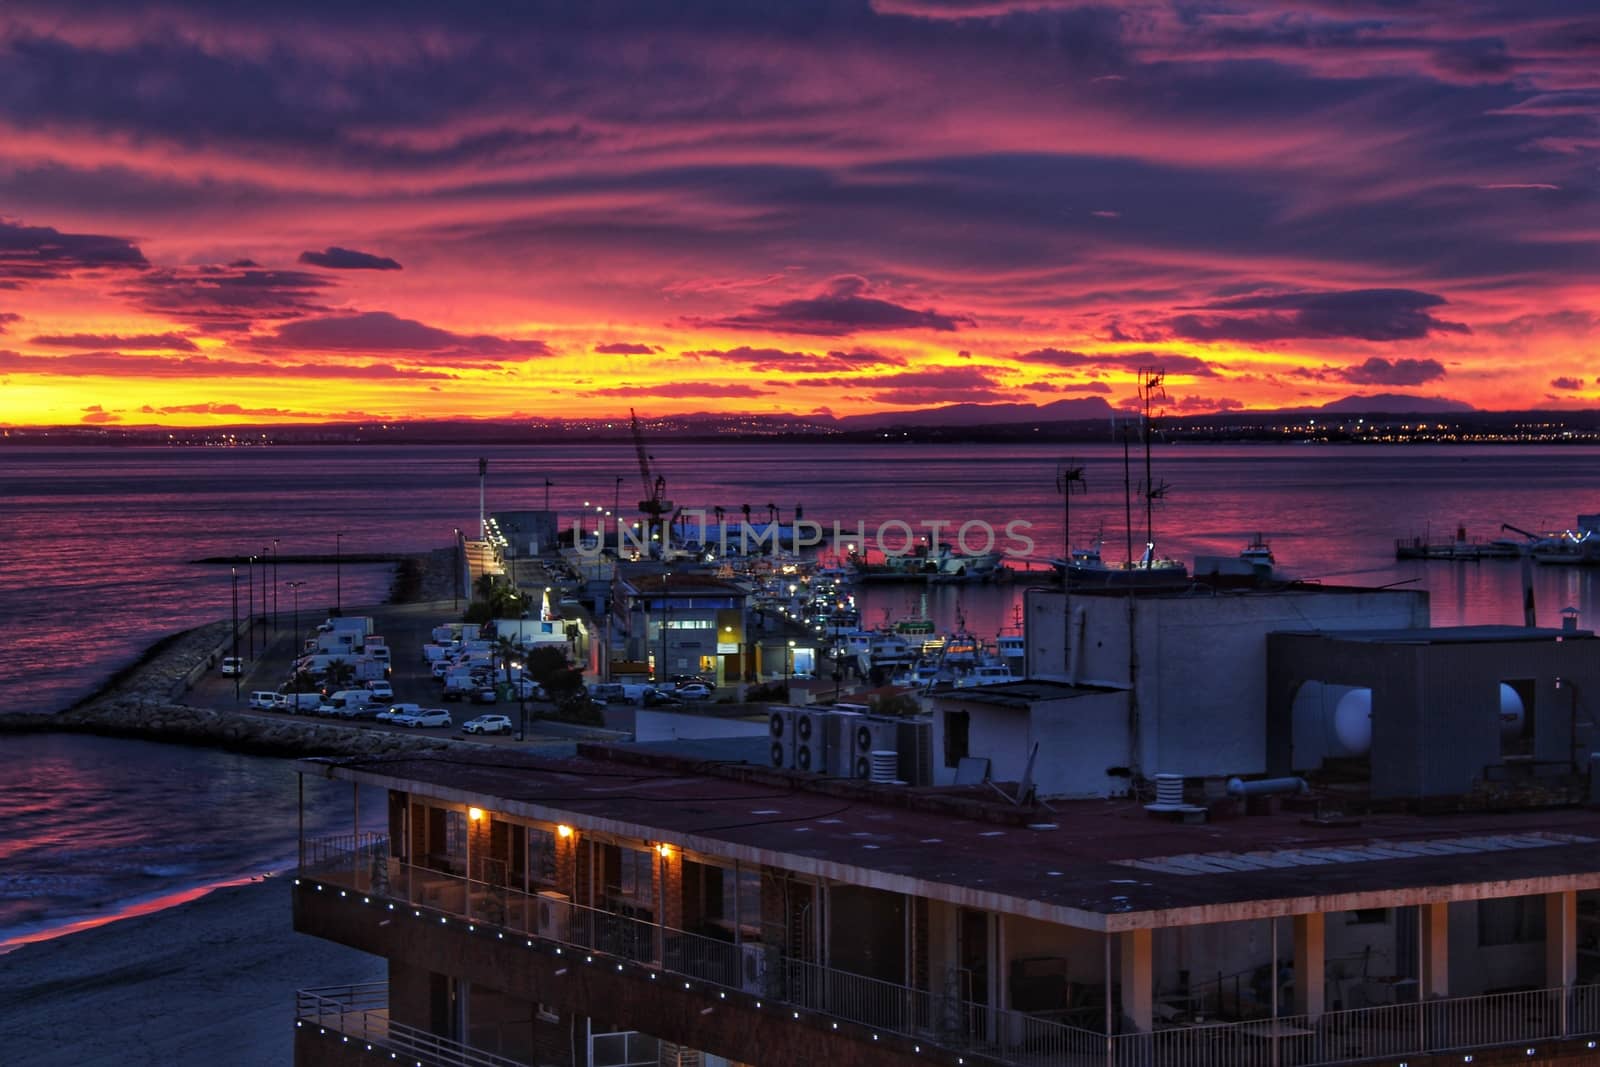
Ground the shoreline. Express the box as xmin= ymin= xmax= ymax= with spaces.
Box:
xmin=3 ymin=547 xmax=468 ymax=759
xmin=0 ymin=878 xmax=383 ymax=1066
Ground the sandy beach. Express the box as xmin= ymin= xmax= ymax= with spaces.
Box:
xmin=0 ymin=878 xmax=382 ymax=1066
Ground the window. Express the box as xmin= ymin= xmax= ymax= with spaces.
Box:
xmin=443 ymin=810 xmax=467 ymax=864
xmin=1478 ymin=896 xmax=1545 ymax=946
xmin=945 ymin=711 xmax=971 ymax=768
xmin=618 ymin=848 xmax=654 ymax=907
xmin=1346 ymin=908 xmax=1390 ymax=925
xmin=717 ymin=867 xmax=761 ymax=929
xmin=528 ymin=827 xmax=557 ymax=886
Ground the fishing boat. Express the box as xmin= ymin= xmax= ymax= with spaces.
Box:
xmin=1240 ymin=533 xmax=1275 ymax=568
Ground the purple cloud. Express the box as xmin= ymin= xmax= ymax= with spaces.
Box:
xmin=698 ymin=276 xmax=975 ymax=336
xmin=1338 ymin=357 xmax=1449 ymax=386
xmin=594 ymin=342 xmax=658 ymax=354
xmin=32 ymin=331 xmax=198 ymax=351
xmin=298 ymin=246 xmax=403 ymax=271
xmin=260 ymin=311 xmax=550 ymax=359
xmin=0 ymin=218 xmax=147 ymax=288
xmin=1168 ymin=290 xmax=1470 ymax=343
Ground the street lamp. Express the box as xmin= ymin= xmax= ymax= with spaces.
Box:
xmin=334 ymin=531 xmax=344 ymax=615
xmin=286 ymin=580 xmax=306 ymax=651
xmin=786 ymin=639 xmax=796 ymax=686
xmin=230 ymin=566 xmax=240 ymax=702
xmin=453 ymin=528 xmax=462 ymax=611
xmin=247 ymin=554 xmax=256 ymax=660
xmin=271 ymin=539 xmax=279 ymax=632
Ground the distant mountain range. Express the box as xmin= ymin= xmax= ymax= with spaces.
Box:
xmin=820 ymin=392 xmax=1472 ymax=429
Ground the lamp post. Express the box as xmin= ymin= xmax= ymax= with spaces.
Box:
xmin=271 ymin=539 xmax=279 ymax=632
xmin=453 ymin=528 xmax=462 ymax=611
xmin=231 ymin=566 xmax=240 ymax=702
xmin=334 ymin=531 xmax=344 ymax=616
xmin=286 ymin=580 xmax=306 ymax=651
xmin=786 ymin=639 xmax=795 ymax=686
xmin=614 ymin=476 xmax=622 ymax=535
xmin=247 ymin=554 xmax=256 ymax=660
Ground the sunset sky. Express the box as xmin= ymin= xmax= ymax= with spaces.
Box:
xmin=0 ymin=1 xmax=1595 ymax=427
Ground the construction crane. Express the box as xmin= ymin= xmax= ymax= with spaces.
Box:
xmin=630 ymin=409 xmax=673 ymax=551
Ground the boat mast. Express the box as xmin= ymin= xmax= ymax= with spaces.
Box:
xmin=1055 ymin=457 xmax=1084 ymax=574
xmin=1139 ymin=368 xmax=1169 ymax=556
xmin=1122 ymin=421 xmax=1134 ymax=566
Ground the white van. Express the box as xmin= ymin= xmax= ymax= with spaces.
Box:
xmin=249 ymin=690 xmax=278 ymax=710
xmin=283 ymin=693 xmax=322 ymax=714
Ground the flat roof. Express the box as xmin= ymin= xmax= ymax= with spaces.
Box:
xmin=1274 ymin=625 xmax=1598 ymax=645
xmin=301 ymin=750 xmax=1600 ymax=932
xmin=933 ymin=680 xmax=1121 ymax=708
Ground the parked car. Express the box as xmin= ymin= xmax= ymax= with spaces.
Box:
xmin=670 ymin=674 xmax=715 ymax=691
xmin=472 ymin=688 xmax=499 ymax=705
xmin=339 ymin=703 xmax=387 ymax=721
xmin=462 ymin=714 xmax=513 ymax=735
xmin=364 ymin=680 xmax=394 ymax=701
xmin=219 ymin=656 xmax=243 ymax=676
xmin=248 ymin=690 xmax=278 ymax=709
xmin=395 ymin=708 xmax=453 ymax=728
xmin=512 ymin=678 xmax=546 ymax=700
xmin=642 ymin=688 xmax=684 ymax=707
xmin=674 ymin=683 xmax=714 ymax=701
xmin=378 ymin=703 xmax=420 ymax=723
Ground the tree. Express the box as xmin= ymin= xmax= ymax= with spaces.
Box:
xmin=323 ymin=658 xmax=356 ymax=691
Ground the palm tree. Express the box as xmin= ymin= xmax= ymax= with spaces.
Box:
xmin=324 ymin=658 xmax=355 ymax=692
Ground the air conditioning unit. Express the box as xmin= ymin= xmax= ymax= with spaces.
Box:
xmin=848 ymin=717 xmax=899 ymax=780
xmin=536 ymin=890 xmax=570 ymax=941
xmin=768 ymin=708 xmax=795 ymax=769
xmin=897 ymin=717 xmax=934 ymax=787
xmin=740 ymin=942 xmax=769 ymax=994
xmin=792 ymin=709 xmax=833 ymax=774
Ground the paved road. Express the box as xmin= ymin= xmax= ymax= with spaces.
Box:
xmin=188 ymin=599 xmax=559 ymax=745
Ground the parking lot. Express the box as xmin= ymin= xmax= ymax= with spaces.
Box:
xmin=188 ymin=599 xmax=559 ymax=746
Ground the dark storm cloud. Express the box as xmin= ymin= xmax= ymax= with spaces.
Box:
xmin=699 ymin=276 xmax=975 ymax=336
xmin=298 ymin=247 xmax=403 ymax=271
xmin=1167 ymin=290 xmax=1470 ymax=343
xmin=117 ymin=264 xmax=335 ymax=329
xmin=32 ymin=331 xmax=198 ymax=351
xmin=1550 ymin=376 xmax=1584 ymax=391
xmin=0 ymin=349 xmax=455 ymax=379
xmin=0 ymin=218 xmax=147 ymax=288
xmin=1336 ymin=357 xmax=1448 ymax=386
xmin=1016 ymin=347 xmax=1219 ymax=377
xmin=260 ymin=311 xmax=551 ymax=360
xmin=594 ymin=342 xmax=658 ymax=354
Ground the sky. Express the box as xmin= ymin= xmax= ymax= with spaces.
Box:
xmin=0 ymin=0 xmax=1595 ymax=427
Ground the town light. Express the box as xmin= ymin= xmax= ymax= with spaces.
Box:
xmin=468 ymin=807 xmax=484 ymax=822
xmin=656 ymin=842 xmax=672 ymax=859
xmin=556 ymin=824 xmax=573 ymax=838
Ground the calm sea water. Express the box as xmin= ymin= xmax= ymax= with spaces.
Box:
xmin=5 ymin=441 xmax=1600 ymax=947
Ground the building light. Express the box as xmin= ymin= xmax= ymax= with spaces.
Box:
xmin=657 ymin=842 xmax=672 ymax=859
xmin=557 ymin=824 xmax=573 ymax=838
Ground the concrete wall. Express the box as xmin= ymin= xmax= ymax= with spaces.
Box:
xmin=635 ymin=710 xmax=768 ymax=742
xmin=936 ymin=691 xmax=1130 ymax=798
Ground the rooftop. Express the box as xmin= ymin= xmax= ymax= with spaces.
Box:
xmin=1275 ymin=624 xmax=1598 ymax=645
xmin=301 ymin=749 xmax=1600 ymax=931
xmin=932 ymin=680 xmax=1122 ymax=708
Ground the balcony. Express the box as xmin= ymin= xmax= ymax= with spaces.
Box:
xmin=299 ymin=834 xmax=1600 ymax=1067
xmin=295 ymin=983 xmax=524 ymax=1067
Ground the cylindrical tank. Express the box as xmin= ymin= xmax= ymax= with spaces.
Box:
xmin=1333 ymin=688 xmax=1373 ymax=756
xmin=869 ymin=750 xmax=898 ymax=784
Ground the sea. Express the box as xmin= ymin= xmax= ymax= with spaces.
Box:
xmin=5 ymin=440 xmax=1600 ymax=948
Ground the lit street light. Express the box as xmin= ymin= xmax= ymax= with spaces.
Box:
xmin=334 ymin=530 xmax=344 ymax=615
xmin=286 ymin=579 xmax=306 ymax=651
xmin=786 ymin=639 xmax=796 ymax=686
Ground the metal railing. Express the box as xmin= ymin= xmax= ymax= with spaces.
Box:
xmin=299 ymin=834 xmax=1600 ymax=1067
xmin=296 ymin=983 xmax=526 ymax=1067
xmin=589 ymin=1030 xmax=660 ymax=1067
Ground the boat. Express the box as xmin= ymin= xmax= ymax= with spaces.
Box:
xmin=1240 ymin=534 xmax=1275 ymax=568
xmin=954 ymin=663 xmax=1015 ymax=688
